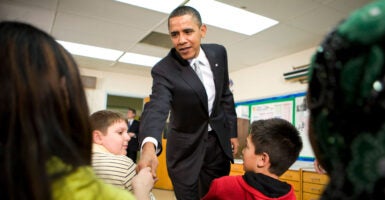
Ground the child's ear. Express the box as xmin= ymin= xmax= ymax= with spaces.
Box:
xmin=92 ymin=130 xmax=103 ymax=144
xmin=256 ymin=152 xmax=270 ymax=167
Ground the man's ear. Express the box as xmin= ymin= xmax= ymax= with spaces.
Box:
xmin=200 ymin=24 xmax=207 ymax=38
xmin=92 ymin=130 xmax=103 ymax=144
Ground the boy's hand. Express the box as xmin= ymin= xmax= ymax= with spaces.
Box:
xmin=132 ymin=167 xmax=155 ymax=200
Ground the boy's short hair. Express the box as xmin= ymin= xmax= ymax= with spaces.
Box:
xmin=90 ymin=110 xmax=126 ymax=134
xmin=250 ymin=118 xmax=303 ymax=176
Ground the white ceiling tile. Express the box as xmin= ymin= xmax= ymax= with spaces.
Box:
xmin=58 ymin=0 xmax=168 ymax=30
xmin=1 ymin=0 xmax=58 ymax=10
xmin=319 ymin=0 xmax=371 ymax=14
xmin=51 ymin=12 xmax=145 ymax=51
xmin=217 ymin=0 xmax=320 ymax=22
xmin=129 ymin=43 xmax=169 ymax=58
xmin=0 ymin=2 xmax=55 ymax=32
xmin=287 ymin=5 xmax=346 ymax=35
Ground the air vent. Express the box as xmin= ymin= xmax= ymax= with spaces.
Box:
xmin=81 ymin=75 xmax=97 ymax=89
xmin=140 ymin=31 xmax=172 ymax=49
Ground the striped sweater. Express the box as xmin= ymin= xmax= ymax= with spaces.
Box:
xmin=92 ymin=144 xmax=136 ymax=191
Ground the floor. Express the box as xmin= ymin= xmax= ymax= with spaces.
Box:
xmin=152 ymin=188 xmax=176 ymax=200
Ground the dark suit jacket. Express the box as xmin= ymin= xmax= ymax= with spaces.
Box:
xmin=127 ymin=119 xmax=140 ymax=151
xmin=139 ymin=44 xmax=237 ymax=185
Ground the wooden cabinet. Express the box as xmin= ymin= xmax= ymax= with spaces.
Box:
xmin=279 ymin=170 xmax=301 ymax=200
xmin=230 ymin=163 xmax=244 ymax=176
xmin=154 ymin=137 xmax=173 ymax=190
xmin=302 ymin=171 xmax=329 ymax=200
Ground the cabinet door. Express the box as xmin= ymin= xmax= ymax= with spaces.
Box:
xmin=303 ymin=182 xmax=325 ymax=195
xmin=280 ymin=170 xmax=300 ymax=181
xmin=302 ymin=171 xmax=329 ymax=184
xmin=303 ymin=192 xmax=321 ymax=200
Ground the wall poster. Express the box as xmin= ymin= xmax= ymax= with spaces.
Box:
xmin=235 ymin=92 xmax=314 ymax=162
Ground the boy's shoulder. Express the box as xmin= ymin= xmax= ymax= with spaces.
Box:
xmin=212 ymin=175 xmax=243 ymax=186
xmin=92 ymin=152 xmax=135 ymax=167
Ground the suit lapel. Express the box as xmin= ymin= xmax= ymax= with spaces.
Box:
xmin=181 ymin=67 xmax=208 ymax=108
xmin=172 ymin=49 xmax=208 ymax=112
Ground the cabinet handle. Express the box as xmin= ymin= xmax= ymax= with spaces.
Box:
xmin=311 ymin=188 xmax=321 ymax=192
xmin=311 ymin=178 xmax=321 ymax=182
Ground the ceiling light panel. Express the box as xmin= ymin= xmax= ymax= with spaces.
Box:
xmin=186 ymin=0 xmax=279 ymax=35
xmin=119 ymin=52 xmax=162 ymax=67
xmin=57 ymin=40 xmax=123 ymax=61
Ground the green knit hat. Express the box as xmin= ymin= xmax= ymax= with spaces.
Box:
xmin=308 ymin=0 xmax=385 ymax=199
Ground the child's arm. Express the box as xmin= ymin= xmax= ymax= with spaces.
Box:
xmin=132 ymin=167 xmax=155 ymax=200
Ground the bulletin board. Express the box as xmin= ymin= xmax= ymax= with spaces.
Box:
xmin=235 ymin=92 xmax=314 ymax=161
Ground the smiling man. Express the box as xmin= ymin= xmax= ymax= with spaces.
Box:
xmin=137 ymin=5 xmax=239 ymax=200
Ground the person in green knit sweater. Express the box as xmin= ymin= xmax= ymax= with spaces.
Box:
xmin=0 ymin=21 xmax=154 ymax=200
xmin=307 ymin=0 xmax=385 ymax=199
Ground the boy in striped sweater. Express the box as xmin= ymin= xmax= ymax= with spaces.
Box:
xmin=90 ymin=110 xmax=155 ymax=199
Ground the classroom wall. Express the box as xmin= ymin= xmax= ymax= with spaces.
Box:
xmin=230 ymin=47 xmax=316 ymax=102
xmin=80 ymin=68 xmax=152 ymax=114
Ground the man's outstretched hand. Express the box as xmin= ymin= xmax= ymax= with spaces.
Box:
xmin=137 ymin=142 xmax=159 ymax=181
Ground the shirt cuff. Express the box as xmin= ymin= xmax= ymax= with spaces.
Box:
xmin=141 ymin=137 xmax=160 ymax=154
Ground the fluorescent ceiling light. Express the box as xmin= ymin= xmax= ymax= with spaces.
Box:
xmin=186 ymin=0 xmax=278 ymax=35
xmin=114 ymin=0 xmax=185 ymax=13
xmin=119 ymin=52 xmax=162 ymax=67
xmin=58 ymin=40 xmax=160 ymax=67
xmin=115 ymin=0 xmax=278 ymax=36
xmin=57 ymin=40 xmax=123 ymax=61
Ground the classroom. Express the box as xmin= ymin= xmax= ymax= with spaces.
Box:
xmin=1 ymin=0 xmax=376 ymax=200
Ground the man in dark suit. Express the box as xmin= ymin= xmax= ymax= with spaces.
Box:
xmin=126 ymin=107 xmax=140 ymax=163
xmin=138 ymin=6 xmax=239 ymax=200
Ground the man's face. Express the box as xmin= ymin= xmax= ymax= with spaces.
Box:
xmin=127 ymin=110 xmax=135 ymax=119
xmin=168 ymin=14 xmax=206 ymax=60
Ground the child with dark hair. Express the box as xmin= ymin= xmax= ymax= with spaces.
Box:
xmin=202 ymin=118 xmax=303 ymax=200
